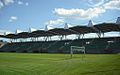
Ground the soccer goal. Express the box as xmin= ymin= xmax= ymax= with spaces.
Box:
xmin=70 ymin=46 xmax=85 ymax=58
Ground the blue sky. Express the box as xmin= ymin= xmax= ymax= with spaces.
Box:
xmin=0 ymin=0 xmax=120 ymax=33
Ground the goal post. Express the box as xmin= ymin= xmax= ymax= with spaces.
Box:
xmin=70 ymin=46 xmax=85 ymax=58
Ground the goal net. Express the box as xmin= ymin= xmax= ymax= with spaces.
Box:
xmin=70 ymin=46 xmax=85 ymax=58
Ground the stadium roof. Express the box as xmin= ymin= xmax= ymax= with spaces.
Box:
xmin=69 ymin=26 xmax=98 ymax=34
xmin=0 ymin=35 xmax=5 ymax=38
xmin=30 ymin=30 xmax=54 ymax=37
xmin=49 ymin=28 xmax=75 ymax=35
xmin=0 ymin=23 xmax=120 ymax=39
xmin=17 ymin=32 xmax=29 ymax=38
xmin=6 ymin=34 xmax=17 ymax=39
xmin=94 ymin=23 xmax=120 ymax=33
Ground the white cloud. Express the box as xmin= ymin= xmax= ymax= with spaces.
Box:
xmin=104 ymin=0 xmax=120 ymax=10
xmin=0 ymin=29 xmax=13 ymax=35
xmin=15 ymin=29 xmax=24 ymax=34
xmin=25 ymin=2 xmax=29 ymax=6
xmin=0 ymin=1 xmax=4 ymax=8
xmin=9 ymin=16 xmax=18 ymax=22
xmin=67 ymin=24 xmax=73 ymax=28
xmin=54 ymin=7 xmax=106 ymax=19
xmin=29 ymin=28 xmax=37 ymax=33
xmin=3 ymin=0 xmax=14 ymax=5
xmin=53 ymin=0 xmax=120 ymax=20
xmin=87 ymin=0 xmax=120 ymax=10
xmin=0 ymin=29 xmax=9 ymax=33
xmin=45 ymin=19 xmax=64 ymax=25
xmin=18 ymin=1 xmax=23 ymax=5
xmin=87 ymin=0 xmax=105 ymax=7
xmin=17 ymin=1 xmax=29 ymax=6
xmin=0 ymin=0 xmax=14 ymax=9
xmin=47 ymin=25 xmax=54 ymax=30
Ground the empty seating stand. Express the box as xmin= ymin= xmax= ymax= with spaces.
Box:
xmin=0 ymin=37 xmax=120 ymax=54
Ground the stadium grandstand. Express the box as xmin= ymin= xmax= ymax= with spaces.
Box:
xmin=0 ymin=17 xmax=120 ymax=54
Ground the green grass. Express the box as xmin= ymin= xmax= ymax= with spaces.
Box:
xmin=0 ymin=53 xmax=120 ymax=75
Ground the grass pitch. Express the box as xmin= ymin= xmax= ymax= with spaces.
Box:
xmin=0 ymin=53 xmax=120 ymax=75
